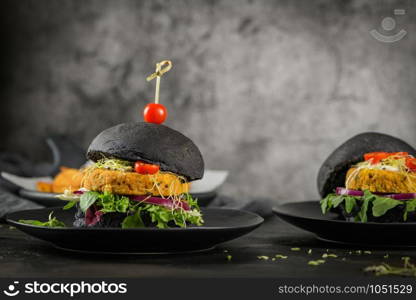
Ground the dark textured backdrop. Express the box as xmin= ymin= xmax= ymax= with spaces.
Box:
xmin=0 ymin=0 xmax=415 ymax=202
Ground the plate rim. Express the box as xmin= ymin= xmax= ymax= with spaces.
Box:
xmin=19 ymin=189 xmax=59 ymax=199
xmin=19 ymin=188 xmax=218 ymax=197
xmin=53 ymin=245 xmax=217 ymax=255
xmin=18 ymin=188 xmax=217 ymax=202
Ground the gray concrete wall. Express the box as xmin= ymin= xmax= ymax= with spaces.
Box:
xmin=1 ymin=0 xmax=415 ymax=202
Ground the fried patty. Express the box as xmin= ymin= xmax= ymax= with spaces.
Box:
xmin=37 ymin=167 xmax=83 ymax=193
xmin=346 ymin=167 xmax=416 ymax=194
xmin=81 ymin=168 xmax=190 ymax=196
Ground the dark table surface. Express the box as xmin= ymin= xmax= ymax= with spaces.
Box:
xmin=0 ymin=217 xmax=414 ymax=278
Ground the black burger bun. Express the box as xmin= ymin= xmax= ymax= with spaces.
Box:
xmin=87 ymin=122 xmax=204 ymax=181
xmin=317 ymin=132 xmax=416 ymax=197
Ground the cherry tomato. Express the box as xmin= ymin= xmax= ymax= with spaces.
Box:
xmin=143 ymin=103 xmax=167 ymax=124
xmin=406 ymin=157 xmax=416 ymax=171
xmin=134 ymin=161 xmax=160 ymax=175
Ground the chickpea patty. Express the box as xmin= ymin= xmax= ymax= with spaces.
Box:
xmin=346 ymin=167 xmax=416 ymax=194
xmin=81 ymin=168 xmax=190 ymax=196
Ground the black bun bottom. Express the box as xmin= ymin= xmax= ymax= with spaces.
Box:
xmin=333 ymin=203 xmax=416 ymax=223
xmin=318 ymin=132 xmax=416 ymax=198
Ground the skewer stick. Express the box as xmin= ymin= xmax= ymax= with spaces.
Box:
xmin=146 ymin=60 xmax=172 ymax=104
xmin=155 ymin=76 xmax=161 ymax=104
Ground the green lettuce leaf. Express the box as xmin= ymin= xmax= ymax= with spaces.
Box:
xmin=19 ymin=212 xmax=65 ymax=228
xmin=78 ymin=191 xmax=203 ymax=228
xmin=321 ymin=190 xmax=416 ymax=222
xmin=331 ymin=195 xmax=344 ymax=208
xmin=121 ymin=211 xmax=145 ymax=228
xmin=404 ymin=199 xmax=416 ymax=221
xmin=372 ymin=196 xmax=401 ymax=217
xmin=320 ymin=194 xmax=335 ymax=214
xmin=320 ymin=197 xmax=328 ymax=214
xmin=63 ymin=200 xmax=77 ymax=210
xmin=79 ymin=191 xmax=100 ymax=212
xmin=357 ymin=196 xmax=370 ymax=222
xmin=344 ymin=196 xmax=356 ymax=214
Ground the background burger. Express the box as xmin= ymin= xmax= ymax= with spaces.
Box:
xmin=318 ymin=132 xmax=416 ymax=223
xmin=59 ymin=122 xmax=204 ymax=228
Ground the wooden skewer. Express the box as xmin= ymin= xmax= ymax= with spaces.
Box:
xmin=146 ymin=60 xmax=172 ymax=104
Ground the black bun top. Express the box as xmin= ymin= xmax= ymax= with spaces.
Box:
xmin=317 ymin=132 xmax=416 ymax=197
xmin=87 ymin=122 xmax=204 ymax=181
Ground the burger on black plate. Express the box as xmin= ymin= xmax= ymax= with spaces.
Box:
xmin=58 ymin=122 xmax=204 ymax=228
xmin=318 ymin=132 xmax=416 ymax=223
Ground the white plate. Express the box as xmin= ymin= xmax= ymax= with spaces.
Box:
xmin=1 ymin=169 xmax=228 ymax=194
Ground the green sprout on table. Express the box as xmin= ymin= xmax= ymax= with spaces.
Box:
xmin=322 ymin=253 xmax=337 ymax=259
xmin=308 ymin=260 xmax=325 ymax=266
xmin=257 ymin=256 xmax=269 ymax=260
xmin=365 ymin=257 xmax=416 ymax=277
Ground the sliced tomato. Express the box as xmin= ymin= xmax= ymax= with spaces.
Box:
xmin=390 ymin=152 xmax=409 ymax=158
xmin=364 ymin=152 xmax=391 ymax=164
xmin=364 ymin=151 xmax=410 ymax=164
xmin=406 ymin=157 xmax=416 ymax=171
xmin=134 ymin=161 xmax=160 ymax=175
xmin=363 ymin=152 xmax=376 ymax=161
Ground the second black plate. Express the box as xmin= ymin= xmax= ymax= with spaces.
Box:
xmin=273 ymin=201 xmax=416 ymax=247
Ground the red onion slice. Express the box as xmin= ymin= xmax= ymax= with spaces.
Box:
xmin=335 ymin=187 xmax=416 ymax=200
xmin=385 ymin=193 xmax=416 ymax=200
xmin=129 ymin=195 xmax=190 ymax=211
xmin=336 ymin=187 xmax=364 ymax=197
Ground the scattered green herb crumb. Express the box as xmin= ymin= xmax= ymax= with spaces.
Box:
xmin=307 ymin=249 xmax=312 ymax=255
xmin=291 ymin=247 xmax=300 ymax=251
xmin=355 ymin=250 xmax=362 ymax=255
xmin=272 ymin=258 xmax=276 ymax=261
xmin=8 ymin=226 xmax=16 ymax=230
xmin=364 ymin=251 xmax=372 ymax=255
xmin=365 ymin=257 xmax=416 ymax=277
xmin=257 ymin=256 xmax=269 ymax=260
xmin=226 ymin=255 xmax=232 ymax=261
xmin=384 ymin=254 xmax=389 ymax=259
xmin=308 ymin=260 xmax=325 ymax=266
xmin=275 ymin=254 xmax=288 ymax=259
xmin=348 ymin=251 xmax=352 ymax=255
xmin=322 ymin=253 xmax=338 ymax=258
